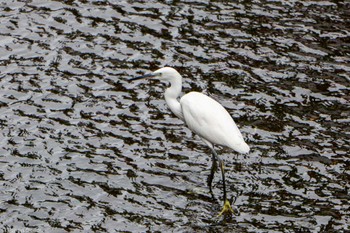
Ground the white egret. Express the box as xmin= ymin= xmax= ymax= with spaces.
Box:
xmin=129 ymin=67 xmax=250 ymax=217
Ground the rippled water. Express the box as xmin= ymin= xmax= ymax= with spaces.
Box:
xmin=0 ymin=0 xmax=349 ymax=232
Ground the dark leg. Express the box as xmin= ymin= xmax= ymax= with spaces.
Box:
xmin=207 ymin=151 xmax=218 ymax=197
xmin=210 ymin=148 xmax=227 ymax=201
xmin=209 ymin=147 xmax=233 ymax=217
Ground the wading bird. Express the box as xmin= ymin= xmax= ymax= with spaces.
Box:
xmin=129 ymin=67 xmax=250 ymax=216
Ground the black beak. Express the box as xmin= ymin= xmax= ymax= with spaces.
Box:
xmin=129 ymin=73 xmax=156 ymax=82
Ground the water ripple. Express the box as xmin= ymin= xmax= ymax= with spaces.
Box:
xmin=0 ymin=0 xmax=349 ymax=232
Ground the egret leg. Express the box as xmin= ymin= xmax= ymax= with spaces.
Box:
xmin=207 ymin=151 xmax=218 ymax=197
xmin=209 ymin=148 xmax=234 ymax=217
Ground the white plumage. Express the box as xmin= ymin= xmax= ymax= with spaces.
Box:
xmin=180 ymin=92 xmax=250 ymax=154
xmin=130 ymin=66 xmax=250 ymax=217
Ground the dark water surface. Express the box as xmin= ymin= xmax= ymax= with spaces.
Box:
xmin=1 ymin=0 xmax=349 ymax=232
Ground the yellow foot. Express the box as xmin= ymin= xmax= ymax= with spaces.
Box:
xmin=218 ymin=199 xmax=234 ymax=217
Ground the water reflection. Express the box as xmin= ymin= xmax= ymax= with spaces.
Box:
xmin=0 ymin=0 xmax=349 ymax=232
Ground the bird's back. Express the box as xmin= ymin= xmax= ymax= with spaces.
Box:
xmin=180 ymin=92 xmax=249 ymax=154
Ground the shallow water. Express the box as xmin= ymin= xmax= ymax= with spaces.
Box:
xmin=0 ymin=0 xmax=349 ymax=232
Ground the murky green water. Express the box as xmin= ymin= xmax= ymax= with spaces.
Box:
xmin=0 ymin=0 xmax=349 ymax=232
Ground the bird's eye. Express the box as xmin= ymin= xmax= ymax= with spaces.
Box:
xmin=158 ymin=72 xmax=162 ymax=76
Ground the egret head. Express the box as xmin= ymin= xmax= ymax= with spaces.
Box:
xmin=129 ymin=67 xmax=181 ymax=83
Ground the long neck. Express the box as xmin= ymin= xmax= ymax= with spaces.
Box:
xmin=164 ymin=75 xmax=184 ymax=120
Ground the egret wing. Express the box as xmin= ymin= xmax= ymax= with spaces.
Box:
xmin=180 ymin=92 xmax=249 ymax=153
